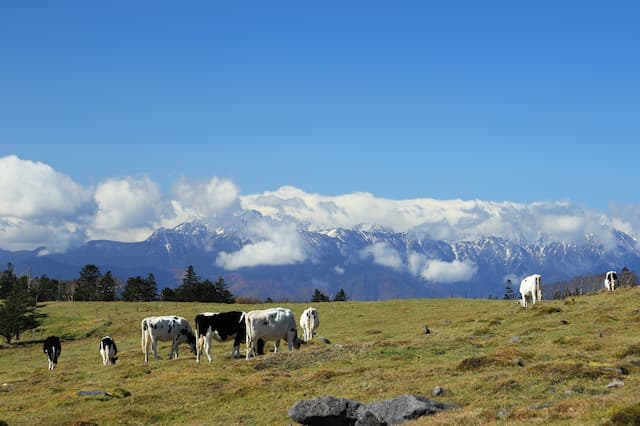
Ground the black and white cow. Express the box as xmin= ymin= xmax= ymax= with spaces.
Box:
xmin=99 ymin=336 xmax=118 ymax=366
xmin=141 ymin=316 xmax=197 ymax=362
xmin=43 ymin=336 xmax=61 ymax=370
xmin=299 ymin=307 xmax=319 ymax=342
xmin=604 ymin=270 xmax=618 ymax=292
xmin=195 ymin=311 xmax=265 ymax=363
xmin=245 ymin=307 xmax=300 ymax=360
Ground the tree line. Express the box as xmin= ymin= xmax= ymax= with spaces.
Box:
xmin=0 ymin=262 xmax=352 ymax=343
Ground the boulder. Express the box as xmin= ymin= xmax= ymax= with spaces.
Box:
xmin=289 ymin=394 xmax=458 ymax=425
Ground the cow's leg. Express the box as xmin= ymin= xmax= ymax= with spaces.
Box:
xmin=152 ymin=337 xmax=160 ymax=361
xmin=203 ymin=332 xmax=211 ymax=363
xmin=274 ymin=339 xmax=280 ymax=353
xmin=246 ymin=335 xmax=255 ymax=360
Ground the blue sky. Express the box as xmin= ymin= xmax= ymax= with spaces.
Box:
xmin=1 ymin=1 xmax=639 ymax=242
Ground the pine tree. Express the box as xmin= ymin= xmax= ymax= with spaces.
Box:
xmin=175 ymin=265 xmax=200 ymax=301
xmin=0 ymin=272 xmax=41 ymax=343
xmin=141 ymin=273 xmax=157 ymax=301
xmin=311 ymin=288 xmax=330 ymax=302
xmin=75 ymin=265 xmax=102 ymax=301
xmin=123 ymin=276 xmax=143 ymax=301
xmin=213 ymin=276 xmax=235 ymax=303
xmin=97 ymin=271 xmax=117 ymax=301
xmin=333 ymin=288 xmax=348 ymax=302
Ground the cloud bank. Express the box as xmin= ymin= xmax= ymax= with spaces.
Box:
xmin=1 ymin=156 xmax=638 ymax=277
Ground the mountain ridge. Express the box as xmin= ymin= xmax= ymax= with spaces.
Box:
xmin=1 ymin=220 xmax=638 ymax=301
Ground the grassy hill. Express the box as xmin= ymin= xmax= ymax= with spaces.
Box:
xmin=2 ymin=288 xmax=640 ymax=425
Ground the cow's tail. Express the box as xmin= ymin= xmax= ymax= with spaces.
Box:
xmin=245 ymin=314 xmax=253 ymax=359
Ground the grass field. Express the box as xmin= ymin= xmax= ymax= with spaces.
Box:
xmin=2 ymin=287 xmax=640 ymax=425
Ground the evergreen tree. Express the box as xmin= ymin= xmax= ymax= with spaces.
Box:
xmin=175 ymin=265 xmax=200 ymax=301
xmin=123 ymin=276 xmax=143 ymax=301
xmin=34 ymin=275 xmax=60 ymax=302
xmin=311 ymin=288 xmax=330 ymax=302
xmin=0 ymin=263 xmax=16 ymax=299
xmin=333 ymin=288 xmax=348 ymax=302
xmin=160 ymin=287 xmax=176 ymax=301
xmin=75 ymin=265 xmax=102 ymax=301
xmin=214 ymin=276 xmax=235 ymax=303
xmin=141 ymin=273 xmax=158 ymax=301
xmin=97 ymin=271 xmax=117 ymax=301
xmin=0 ymin=273 xmax=41 ymax=343
xmin=620 ymin=267 xmax=639 ymax=287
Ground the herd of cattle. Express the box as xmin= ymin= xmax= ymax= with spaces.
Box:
xmin=42 ymin=306 xmax=320 ymax=370
xmin=42 ymin=271 xmax=621 ymax=370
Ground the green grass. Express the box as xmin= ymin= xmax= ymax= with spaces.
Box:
xmin=1 ymin=289 xmax=640 ymax=425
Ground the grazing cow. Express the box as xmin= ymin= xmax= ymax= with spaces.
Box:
xmin=299 ymin=307 xmax=319 ymax=342
xmin=99 ymin=336 xmax=118 ymax=366
xmin=141 ymin=316 xmax=197 ymax=362
xmin=245 ymin=307 xmax=300 ymax=360
xmin=43 ymin=336 xmax=61 ymax=370
xmin=604 ymin=270 xmax=618 ymax=292
xmin=519 ymin=274 xmax=542 ymax=308
xmin=195 ymin=311 xmax=265 ymax=363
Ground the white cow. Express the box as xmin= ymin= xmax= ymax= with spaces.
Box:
xmin=141 ymin=316 xmax=197 ymax=362
xmin=604 ymin=270 xmax=618 ymax=291
xmin=299 ymin=307 xmax=319 ymax=342
xmin=519 ymin=274 xmax=542 ymax=308
xmin=100 ymin=336 xmax=118 ymax=366
xmin=245 ymin=307 xmax=300 ymax=360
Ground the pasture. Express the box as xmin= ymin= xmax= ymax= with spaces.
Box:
xmin=1 ymin=287 xmax=640 ymax=425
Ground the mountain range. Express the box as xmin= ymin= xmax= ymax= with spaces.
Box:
xmin=2 ymin=217 xmax=639 ymax=301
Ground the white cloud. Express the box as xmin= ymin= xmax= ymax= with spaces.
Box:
xmin=419 ymin=258 xmax=477 ymax=283
xmin=360 ymin=242 xmax=404 ymax=270
xmin=171 ymin=177 xmax=240 ymax=224
xmin=1 ymin=156 xmax=638 ymax=255
xmin=0 ymin=155 xmax=93 ymax=219
xmin=90 ymin=176 xmax=169 ymax=242
xmin=216 ymin=220 xmax=308 ymax=269
xmin=408 ymin=251 xmax=477 ymax=283
xmin=334 ymin=265 xmax=345 ymax=275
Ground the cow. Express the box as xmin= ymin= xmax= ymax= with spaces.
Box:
xmin=245 ymin=307 xmax=300 ymax=360
xmin=43 ymin=336 xmax=61 ymax=370
xmin=604 ymin=270 xmax=618 ymax=291
xmin=99 ymin=336 xmax=118 ymax=366
xmin=519 ymin=274 xmax=542 ymax=308
xmin=195 ymin=311 xmax=266 ymax=363
xmin=299 ymin=307 xmax=319 ymax=342
xmin=141 ymin=316 xmax=197 ymax=362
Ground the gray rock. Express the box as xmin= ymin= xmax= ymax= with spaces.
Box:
xmin=289 ymin=396 xmax=362 ymax=426
xmin=290 ymin=394 xmax=458 ymax=425
xmin=358 ymin=395 xmax=457 ymax=425
xmin=510 ymin=336 xmax=521 ymax=343
xmin=432 ymin=386 xmax=445 ymax=396
xmin=318 ymin=337 xmax=331 ymax=344
xmin=606 ymin=380 xmax=625 ymax=388
xmin=355 ymin=410 xmax=385 ymax=426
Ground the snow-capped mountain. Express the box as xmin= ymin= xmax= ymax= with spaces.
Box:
xmin=2 ymin=218 xmax=639 ymax=301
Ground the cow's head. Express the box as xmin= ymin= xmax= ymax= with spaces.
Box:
xmin=292 ymin=329 xmax=302 ymax=350
xmin=186 ymin=330 xmax=197 ymax=355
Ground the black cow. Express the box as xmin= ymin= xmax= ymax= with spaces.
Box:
xmin=43 ymin=336 xmax=61 ymax=370
xmin=195 ymin=311 xmax=263 ymax=363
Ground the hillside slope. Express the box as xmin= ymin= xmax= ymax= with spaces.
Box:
xmin=1 ymin=288 xmax=640 ymax=424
